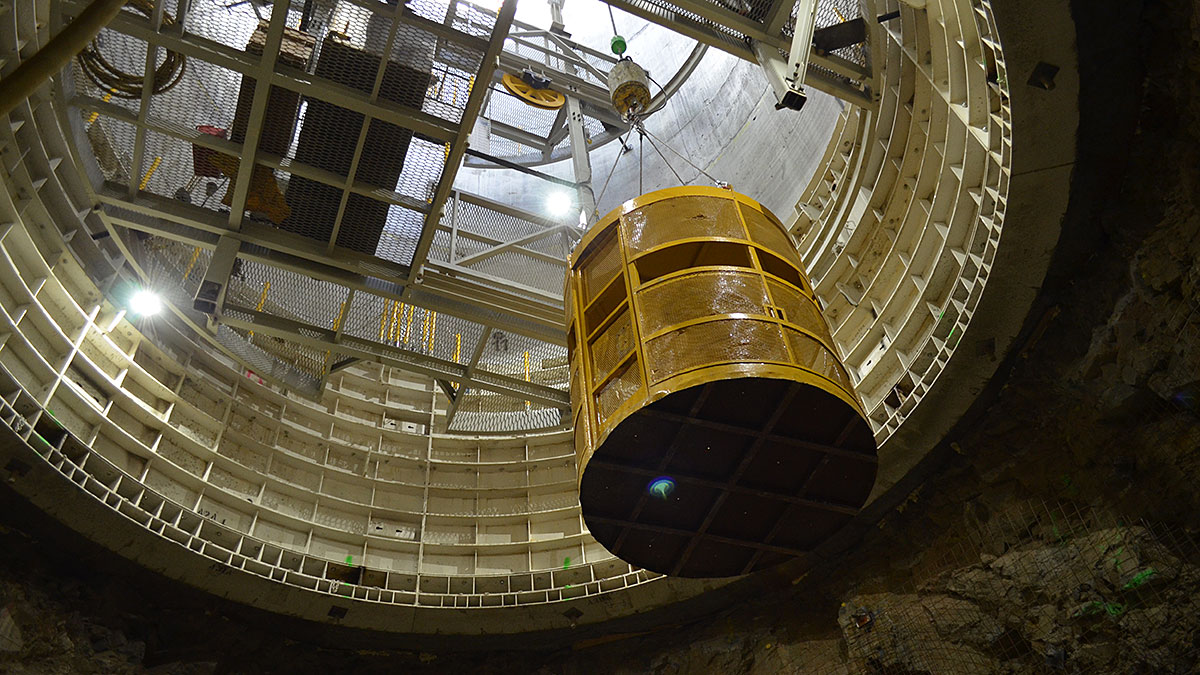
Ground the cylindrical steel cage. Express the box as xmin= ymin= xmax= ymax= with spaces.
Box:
xmin=566 ymin=187 xmax=878 ymax=578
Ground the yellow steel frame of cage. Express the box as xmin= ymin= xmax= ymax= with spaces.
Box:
xmin=566 ymin=186 xmax=868 ymax=483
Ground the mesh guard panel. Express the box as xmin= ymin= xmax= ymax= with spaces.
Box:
xmin=623 ymin=195 xmax=746 ymax=254
xmin=645 ymin=318 xmax=790 ymax=385
xmin=638 ymin=270 xmax=770 ymax=338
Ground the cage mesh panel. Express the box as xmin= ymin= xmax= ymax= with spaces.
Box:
xmin=569 ymin=359 xmax=585 ymax=417
xmin=589 ymin=307 xmax=633 ymax=382
xmin=213 ymin=323 xmax=322 ymax=397
xmin=476 ymin=331 xmax=567 ymax=389
xmin=136 ymin=128 xmax=214 ymax=203
xmin=784 ymin=327 xmax=853 ymax=392
xmin=229 ymin=260 xmax=350 ymax=331
xmin=572 ymin=407 xmax=590 ymax=456
xmin=464 ymin=251 xmax=567 ymax=294
xmin=581 ymin=233 xmax=621 ymax=303
xmin=767 ymin=278 xmax=834 ymax=345
xmin=637 ymin=270 xmax=769 ymax=338
xmin=84 ymin=113 xmax=139 ymax=187
xmin=447 ymin=388 xmax=564 ymax=432
xmin=179 ymin=0 xmax=261 ymax=52
xmin=623 ymin=196 xmax=746 ymax=254
xmin=225 ymin=317 xmax=330 ymax=381
xmin=134 ymin=235 xmax=213 ymax=309
xmin=594 ymin=358 xmax=642 ymax=425
xmin=644 ymin=318 xmax=789 ymax=385
xmin=783 ymin=0 xmax=868 ymax=68
xmin=739 ymin=203 xmax=803 ymax=267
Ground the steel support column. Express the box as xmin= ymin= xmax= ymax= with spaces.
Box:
xmin=566 ymin=96 xmax=597 ymax=225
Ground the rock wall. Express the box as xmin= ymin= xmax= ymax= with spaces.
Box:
xmin=1 ymin=0 xmax=1198 ymax=673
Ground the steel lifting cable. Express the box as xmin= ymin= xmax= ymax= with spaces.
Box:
xmin=77 ymin=0 xmax=186 ymax=99
xmin=637 ymin=123 xmax=686 ymax=186
xmin=594 ymin=130 xmax=632 ymax=208
xmin=639 ymin=124 xmax=721 ymax=185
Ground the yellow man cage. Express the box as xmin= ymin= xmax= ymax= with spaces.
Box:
xmin=565 ymin=186 xmax=878 ymax=578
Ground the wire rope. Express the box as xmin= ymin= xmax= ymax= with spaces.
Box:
xmin=594 ymin=130 xmax=632 ymax=208
xmin=76 ymin=0 xmax=187 ymax=99
xmin=639 ymin=125 xmax=686 ymax=186
xmin=640 ymin=125 xmax=721 ymax=185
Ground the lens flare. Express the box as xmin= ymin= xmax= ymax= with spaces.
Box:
xmin=647 ymin=476 xmax=676 ymax=500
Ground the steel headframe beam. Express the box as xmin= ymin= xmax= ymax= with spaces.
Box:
xmin=225 ymin=0 xmax=292 ymax=232
xmin=62 ymin=0 xmax=459 ymax=142
xmin=219 ymin=306 xmax=568 ymax=408
xmin=769 ymin=0 xmax=819 ymax=110
xmin=94 ymin=186 xmax=568 ymax=345
xmin=566 ymin=96 xmax=597 ymax=226
xmin=598 ymin=0 xmax=873 ymax=108
xmin=442 ymin=326 xmax=492 ymax=430
xmin=325 ymin=4 xmax=411 ymax=254
xmin=496 ymin=50 xmax=626 ymax=128
xmin=405 ymin=0 xmax=517 ymax=290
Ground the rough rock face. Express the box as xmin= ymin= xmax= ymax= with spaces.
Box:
xmin=839 ymin=524 xmax=1200 ymax=674
xmin=1 ymin=0 xmax=1198 ymax=674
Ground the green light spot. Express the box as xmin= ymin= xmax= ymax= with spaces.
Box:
xmin=1124 ymin=568 xmax=1156 ymax=589
xmin=563 ymin=556 xmax=571 ymax=570
xmin=345 ymin=555 xmax=354 ymax=566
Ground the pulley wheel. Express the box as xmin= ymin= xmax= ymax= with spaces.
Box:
xmin=501 ymin=73 xmax=566 ymax=110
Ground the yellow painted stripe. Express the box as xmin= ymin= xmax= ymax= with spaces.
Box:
xmin=249 ymin=281 xmax=270 ymax=339
xmin=181 ymin=247 xmax=201 ymax=282
xmin=139 ymin=156 xmax=162 ymax=190
xmin=86 ymin=89 xmax=116 ymax=125
xmin=428 ymin=312 xmax=437 ymax=351
xmin=379 ymin=299 xmax=392 ymax=341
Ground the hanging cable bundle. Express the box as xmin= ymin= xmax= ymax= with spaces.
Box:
xmin=77 ymin=0 xmax=186 ymax=99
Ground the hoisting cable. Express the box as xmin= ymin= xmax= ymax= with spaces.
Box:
xmin=638 ymin=129 xmax=644 ymax=194
xmin=640 ymin=124 xmax=721 ymax=185
xmin=76 ymin=0 xmax=186 ymax=98
xmin=637 ymin=121 xmax=686 ymax=186
xmin=595 ymin=130 xmax=633 ymax=208
xmin=608 ymin=4 xmax=619 ymax=38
